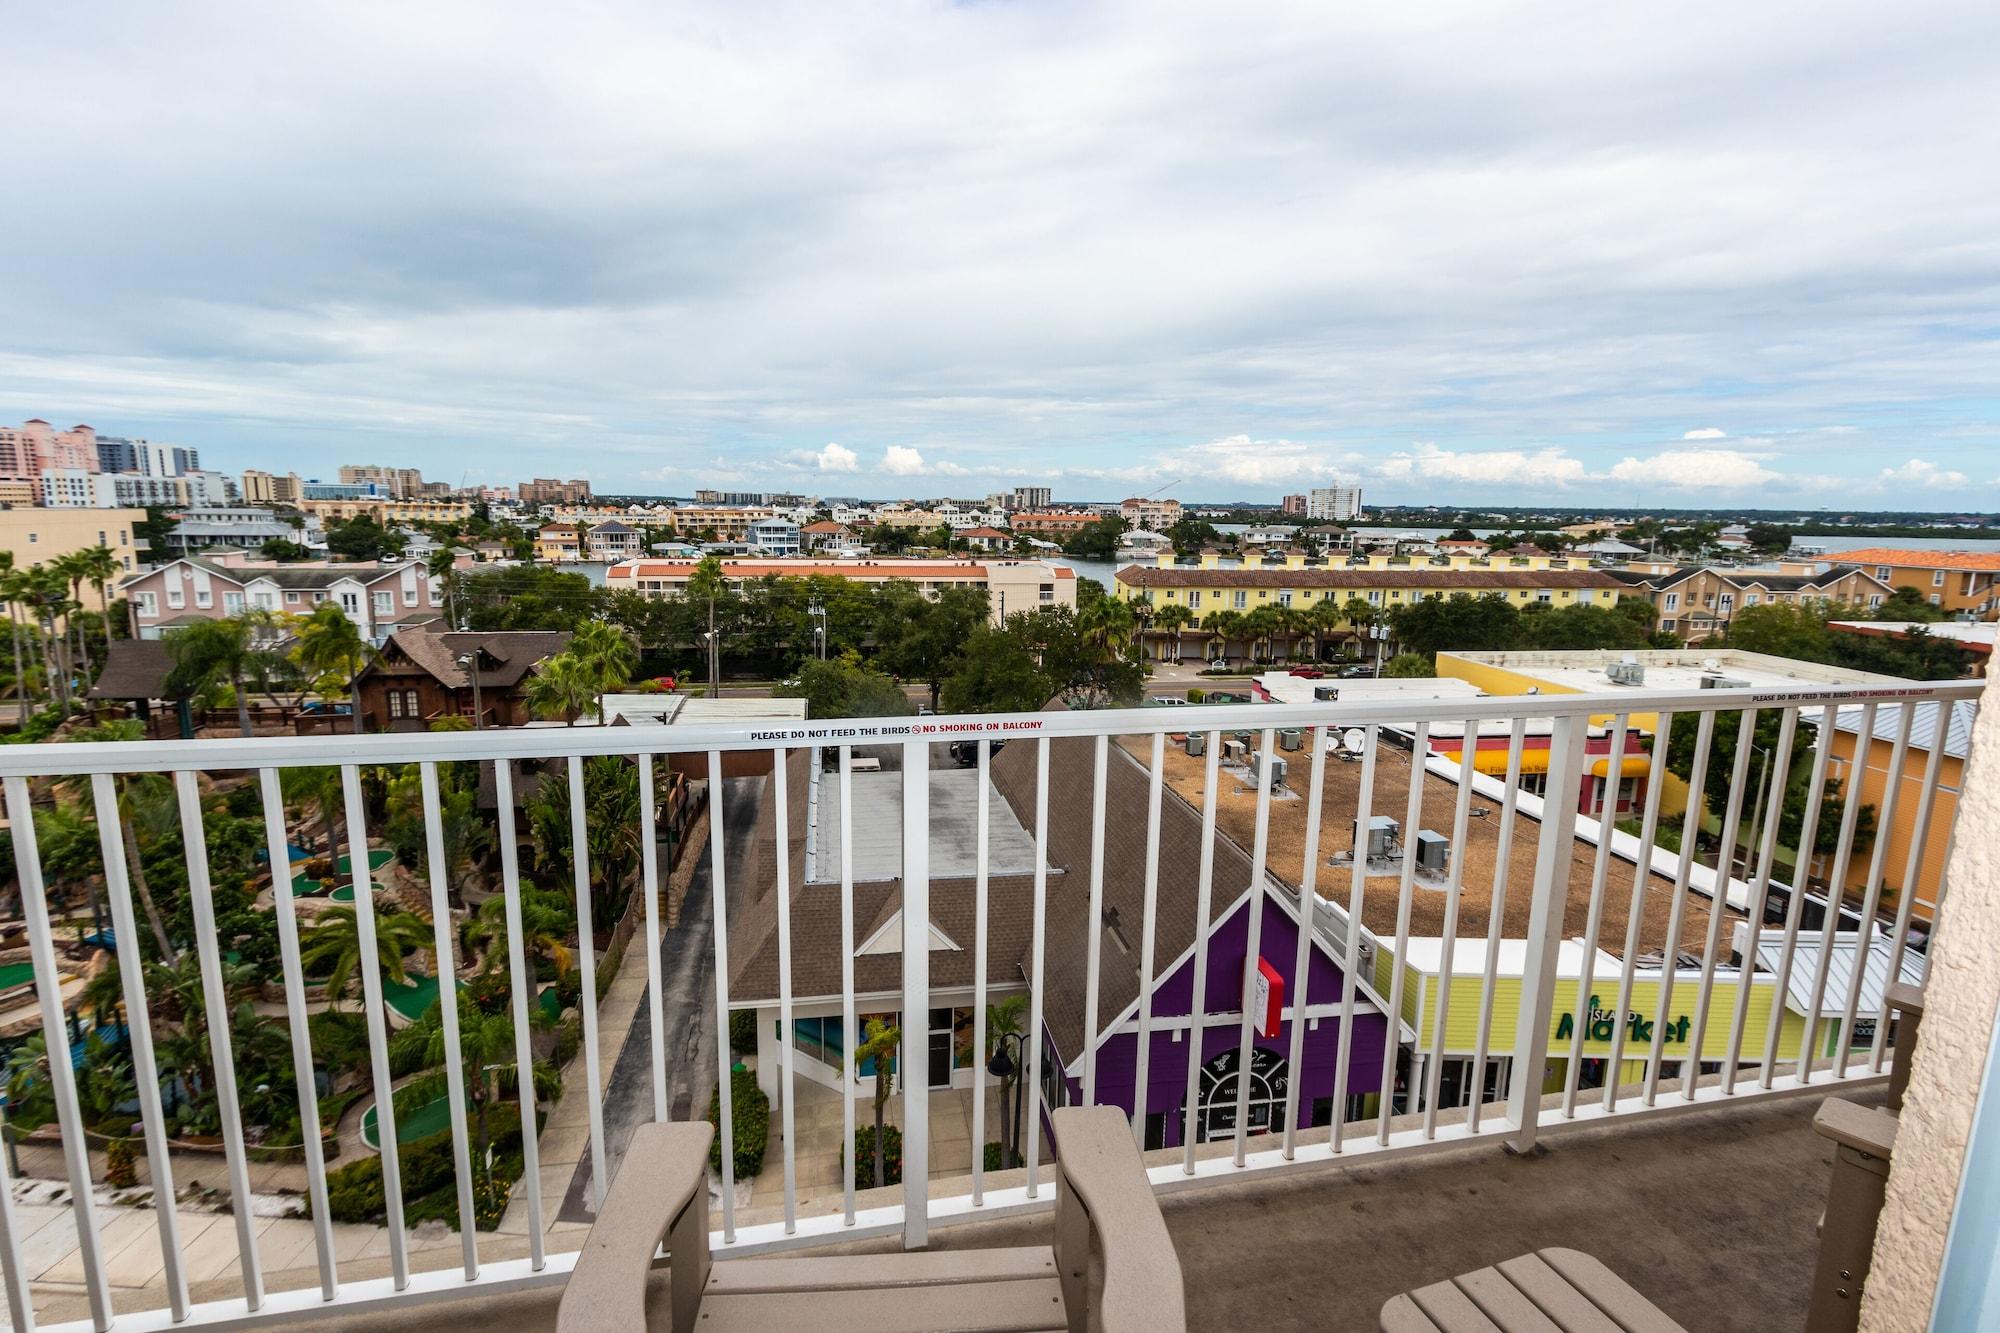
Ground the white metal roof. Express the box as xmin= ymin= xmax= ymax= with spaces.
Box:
xmin=1739 ymin=926 xmax=1928 ymax=1017
xmin=1832 ymin=698 xmax=1978 ymax=760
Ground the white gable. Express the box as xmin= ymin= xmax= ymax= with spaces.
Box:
xmin=855 ymin=910 xmax=961 ymax=956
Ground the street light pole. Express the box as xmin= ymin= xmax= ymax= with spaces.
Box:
xmin=457 ymin=651 xmax=484 ymax=729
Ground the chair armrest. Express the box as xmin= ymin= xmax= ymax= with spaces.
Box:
xmin=1885 ymin=982 xmax=1925 ymax=1018
xmin=556 ymin=1121 xmax=713 ymax=1333
xmin=1052 ymin=1106 xmax=1186 ymax=1333
xmin=1814 ymin=1098 xmax=1897 ymax=1160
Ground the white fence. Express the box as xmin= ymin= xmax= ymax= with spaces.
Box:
xmin=0 ymin=677 xmax=1980 ymax=1330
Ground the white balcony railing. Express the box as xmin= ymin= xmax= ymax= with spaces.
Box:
xmin=0 ymin=678 xmax=1981 ymax=1331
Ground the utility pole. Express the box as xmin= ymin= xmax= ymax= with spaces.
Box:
xmin=707 ymin=594 xmax=719 ymax=698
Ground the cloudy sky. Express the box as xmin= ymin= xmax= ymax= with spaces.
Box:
xmin=4 ymin=1 xmax=1998 ymax=507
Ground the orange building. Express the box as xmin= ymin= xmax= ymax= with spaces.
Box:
xmin=1832 ymin=548 xmax=2000 ymax=619
xmin=1813 ymin=699 xmax=1973 ymax=922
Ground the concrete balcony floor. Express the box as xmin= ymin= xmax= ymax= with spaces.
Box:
xmin=272 ymin=1086 xmax=1862 ymax=1333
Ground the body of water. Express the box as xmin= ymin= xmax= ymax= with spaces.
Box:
xmin=1792 ymin=534 xmax=2000 ymax=555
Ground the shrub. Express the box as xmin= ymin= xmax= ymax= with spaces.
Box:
xmin=983 ymin=1140 xmax=1005 ymax=1173
xmin=105 ymin=1137 xmax=137 ymax=1189
xmin=1186 ymin=687 xmax=1205 ymax=703
xmin=854 ymin=1124 xmax=903 ymax=1189
xmin=729 ymin=1010 xmax=758 ymax=1055
xmin=708 ymin=1068 xmax=769 ymax=1179
xmin=551 ymin=1012 xmax=582 ymax=1068
xmin=319 ymin=1105 xmax=531 ymax=1231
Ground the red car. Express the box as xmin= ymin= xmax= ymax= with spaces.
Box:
xmin=1288 ymin=666 xmax=1325 ymax=679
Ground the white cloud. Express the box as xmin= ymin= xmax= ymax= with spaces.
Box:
xmin=1606 ymin=449 xmax=1782 ymax=489
xmin=881 ymin=445 xmax=927 ymax=475
xmin=1878 ymin=458 xmax=1969 ymax=489
xmin=1682 ymin=427 xmax=1727 ymax=439
xmin=1374 ymin=443 xmax=1590 ymax=488
xmin=815 ymin=441 xmax=857 ymax=472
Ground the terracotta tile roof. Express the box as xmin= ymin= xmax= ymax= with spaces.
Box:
xmin=1827 ymin=547 xmax=2000 ymax=572
xmin=1115 ymin=566 xmax=1624 ymax=591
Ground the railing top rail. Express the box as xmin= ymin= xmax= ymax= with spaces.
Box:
xmin=0 ymin=679 xmax=1981 ymax=776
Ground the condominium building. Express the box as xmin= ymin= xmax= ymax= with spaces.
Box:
xmin=163 ymin=507 xmax=323 ymax=557
xmin=1012 ymin=485 xmax=1053 ymax=510
xmin=1120 ymin=496 xmax=1183 ymax=530
xmin=1604 ymin=564 xmax=1892 ymax=641
xmin=1281 ymin=494 xmax=1307 ymax=515
xmin=242 ymin=469 xmax=304 ymax=505
xmin=94 ymin=436 xmax=195 ymax=477
xmin=519 ymin=477 xmax=593 ymax=505
xmin=340 ymin=464 xmax=428 ymax=499
xmin=0 ymin=420 xmax=99 ymax=480
xmin=1010 ymin=510 xmax=1100 ymax=537
xmin=39 ymin=470 xmax=202 ymax=508
xmin=1306 ymin=484 xmax=1364 ymax=522
xmin=604 ymin=557 xmax=1077 ymax=623
xmin=535 ymin=523 xmax=582 ymax=562
xmin=119 ymin=552 xmax=445 ymax=644
xmin=666 ymin=506 xmax=779 ymax=541
xmin=296 ymin=496 xmax=474 ymax=525
xmin=1825 ymin=548 xmax=2000 ymax=619
xmin=0 ymin=506 xmax=146 ymax=575
xmin=1113 ymin=551 xmax=1627 ymax=657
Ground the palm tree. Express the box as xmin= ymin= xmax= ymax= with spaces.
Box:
xmin=298 ymin=906 xmax=431 ymax=1009
xmin=294 ymin=600 xmax=373 ymax=734
xmin=23 ymin=564 xmax=75 ymax=715
xmin=165 ymin=612 xmax=295 ymax=737
xmin=1306 ymin=599 xmax=1343 ymax=664
xmin=76 ymin=545 xmax=122 ymax=647
xmin=522 ymin=652 xmax=597 ymax=725
xmin=1151 ymin=603 xmax=1193 ymax=662
xmin=570 ymin=622 xmax=636 ymax=723
xmin=465 ymin=886 xmax=574 ymax=977
xmin=0 ymin=553 xmax=27 ymax=715
xmin=59 ymin=720 xmax=178 ymax=962
xmin=282 ymin=765 xmax=344 ymax=858
xmin=856 ymin=1016 xmax=901 ymax=1188
xmin=1203 ymin=609 xmax=1243 ymax=665
xmin=51 ymin=551 xmax=94 ymax=683
xmin=1241 ymin=606 xmax=1281 ymax=665
xmin=685 ymin=556 xmax=728 ymax=698
xmin=985 ymin=994 xmax=1028 ymax=1167
xmin=426 ymin=543 xmax=468 ymax=629
xmin=392 ymin=993 xmax=554 ymax=1173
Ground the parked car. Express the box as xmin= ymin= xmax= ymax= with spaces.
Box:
xmin=1288 ymin=666 xmax=1325 ymax=679
xmin=1337 ymin=664 xmax=1373 ymax=679
xmin=949 ymin=739 xmax=1007 ymax=766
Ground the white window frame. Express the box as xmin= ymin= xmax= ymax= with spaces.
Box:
xmin=223 ymin=592 xmax=244 ymax=614
xmin=135 ymin=591 xmax=157 ymax=618
xmin=166 ymin=585 xmax=184 ymax=609
xmin=1933 ymin=569 xmax=1946 ymax=587
xmin=374 ymin=590 xmax=394 ymax=615
xmin=1232 ymin=591 xmax=1247 ymax=609
xmin=1187 ymin=591 xmax=1202 ymax=609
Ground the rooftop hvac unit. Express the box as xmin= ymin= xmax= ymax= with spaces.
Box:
xmin=1355 ymin=815 xmax=1399 ymax=859
xmin=1250 ymin=753 xmax=1289 ymax=788
xmin=1313 ymin=684 xmax=1339 ymax=702
xmin=1701 ymin=673 xmax=1752 ymax=689
xmin=1223 ymin=739 xmax=1248 ymax=765
xmin=1278 ymin=728 xmax=1304 ymax=752
xmin=1414 ymin=830 xmax=1450 ymax=874
xmin=1605 ymin=660 xmax=1646 ymax=686
xmin=1184 ymin=732 xmax=1206 ymax=757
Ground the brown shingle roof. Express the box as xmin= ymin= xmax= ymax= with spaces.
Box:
xmin=369 ymin=627 xmax=572 ymax=689
xmin=88 ymin=640 xmax=183 ymax=701
xmin=1115 ymin=567 xmax=1624 ymax=591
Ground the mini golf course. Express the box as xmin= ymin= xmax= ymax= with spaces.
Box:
xmin=361 ymin=1093 xmax=453 ymax=1150
xmin=289 ymin=848 xmax=394 ymax=896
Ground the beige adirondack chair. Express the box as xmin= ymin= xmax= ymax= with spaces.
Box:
xmin=556 ymin=1104 xmax=1187 ymax=1333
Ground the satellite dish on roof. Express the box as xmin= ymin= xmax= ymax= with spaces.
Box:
xmin=1342 ymin=728 xmax=1367 ymax=754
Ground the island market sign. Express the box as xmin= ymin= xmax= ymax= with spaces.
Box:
xmin=1555 ymin=995 xmax=1692 ymax=1048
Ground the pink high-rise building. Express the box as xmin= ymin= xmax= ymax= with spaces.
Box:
xmin=0 ymin=420 xmax=99 ymax=481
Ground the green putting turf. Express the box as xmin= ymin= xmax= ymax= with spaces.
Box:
xmin=361 ymin=1094 xmax=452 ymax=1150
xmin=384 ymin=972 xmax=446 ymax=1021
xmin=289 ymin=848 xmax=394 ymax=897
xmin=0 ymin=962 xmax=36 ymax=991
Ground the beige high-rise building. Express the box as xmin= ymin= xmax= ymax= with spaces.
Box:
xmin=0 ymin=506 xmax=147 ymax=576
xmin=242 ymin=469 xmax=304 ymax=505
xmin=0 ymin=420 xmax=100 ymax=481
xmin=339 ymin=464 xmax=426 ymax=499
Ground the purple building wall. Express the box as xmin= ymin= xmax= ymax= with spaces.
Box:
xmin=1038 ymin=890 xmax=1390 ymax=1152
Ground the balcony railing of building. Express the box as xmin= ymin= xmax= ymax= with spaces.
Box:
xmin=0 ymin=677 xmax=1981 ymax=1331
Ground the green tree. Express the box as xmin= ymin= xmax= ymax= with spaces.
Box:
xmin=59 ymin=720 xmax=178 ymax=961
xmin=1724 ymin=603 xmax=1836 ymax=663
xmin=294 ymin=600 xmax=374 ymax=734
xmin=522 ymin=652 xmax=598 ymax=725
xmin=299 ymin=907 xmax=431 ymax=1009
xmin=941 ymin=623 xmax=1050 ymax=714
xmin=259 ymin=538 xmax=315 ymax=562
xmin=1515 ymin=603 xmax=1650 ymax=651
xmin=1060 ymin=516 xmax=1128 ymax=561
xmin=685 ymin=556 xmax=729 ymax=698
xmin=1384 ymin=652 xmax=1435 ymax=678
xmin=165 ymin=612 xmax=299 ymax=737
xmin=879 ymin=585 xmax=989 ymax=710
xmin=1873 ymin=587 xmax=1948 ymax=623
xmin=855 ymin=1017 xmax=901 ymax=1190
xmin=569 ymin=621 xmax=637 ymax=722
xmin=392 ymin=993 xmax=554 ymax=1173
xmin=779 ymin=653 xmax=912 ymax=719
xmin=324 ymin=515 xmax=406 ymax=562
xmin=985 ymin=995 xmax=1028 ymax=1167
xmin=1387 ymin=593 xmax=1520 ymax=658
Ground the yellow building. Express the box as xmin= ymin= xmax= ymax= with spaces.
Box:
xmin=1375 ymin=931 xmax=1901 ymax=1111
xmin=1434 ymin=649 xmax=1913 ymax=821
xmin=663 ymin=506 xmax=778 ymax=540
xmin=1113 ymin=552 xmax=1627 ymax=657
xmin=297 ymin=497 xmax=473 ymax=525
xmin=1829 ymin=548 xmax=2000 ymax=620
xmin=1819 ymin=699 xmax=1968 ymax=922
xmin=0 ymin=506 xmax=147 ymax=577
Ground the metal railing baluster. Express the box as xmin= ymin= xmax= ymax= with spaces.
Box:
xmin=1562 ymin=715 xmax=1629 ymax=1119
xmin=773 ymin=750 xmax=797 ymax=1234
xmin=972 ymin=739 xmax=990 ymax=1198
xmin=1724 ymin=708 xmax=1798 ymax=1092
xmin=1234 ymin=728 xmax=1278 ymax=1167
xmin=1026 ymin=737 xmax=1051 ymax=1196
xmin=1281 ymin=727 xmax=1326 ymax=1159
xmin=1377 ymin=721 xmax=1430 ymax=1145
xmin=417 ymin=762 xmax=481 ymax=1278
xmin=1331 ymin=723 xmax=1379 ymax=1153
xmin=1423 ymin=717 xmax=1484 ymax=1136
xmin=1836 ymin=703 xmax=1917 ymax=1076
xmin=1181 ymin=733 xmax=1222 ymax=1173
xmin=565 ymin=756 xmax=609 ymax=1210
xmin=1646 ymin=710 xmax=1715 ymax=1106
xmin=1133 ymin=733 xmax=1166 ymax=1151
xmin=840 ymin=745 xmax=858 ymax=1224
xmin=492 ymin=759 xmax=546 ymax=1267
xmin=1083 ymin=734 xmax=1108 ymax=1109
xmin=1468 ymin=718 xmax=1527 ymax=1132
xmin=338 ymin=765 xmax=402 ymax=1292
xmin=1603 ymin=713 xmax=1674 ymax=1111
xmin=1758 ymin=706 xmax=1835 ymax=1091
xmin=1872 ymin=702 xmax=1954 ymax=1074
xmin=639 ymin=753 xmax=668 ymax=1124
xmin=1681 ymin=711 xmax=1759 ymax=1099
xmin=1797 ymin=703 xmax=1875 ymax=1085
xmin=704 ymin=749 xmax=735 ymax=1243
xmin=899 ymin=738 xmax=931 ymax=1248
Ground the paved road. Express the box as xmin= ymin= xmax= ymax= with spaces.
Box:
xmin=557 ymin=775 xmax=766 ymax=1222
